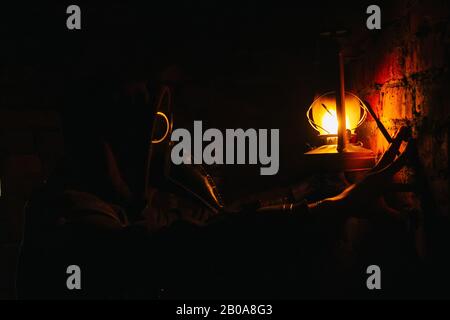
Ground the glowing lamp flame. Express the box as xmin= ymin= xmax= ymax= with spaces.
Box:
xmin=307 ymin=91 xmax=368 ymax=136
xmin=320 ymin=110 xmax=351 ymax=135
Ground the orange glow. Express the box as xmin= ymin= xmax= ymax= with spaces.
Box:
xmin=152 ymin=111 xmax=170 ymax=144
xmin=307 ymin=92 xmax=368 ymax=136
xmin=320 ymin=109 xmax=351 ymax=135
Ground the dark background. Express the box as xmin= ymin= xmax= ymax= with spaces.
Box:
xmin=0 ymin=1 xmax=387 ymax=197
xmin=1 ymin=1 xmax=449 ymax=299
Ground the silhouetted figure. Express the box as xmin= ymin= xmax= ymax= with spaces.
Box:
xmin=17 ymin=72 xmax=411 ymax=299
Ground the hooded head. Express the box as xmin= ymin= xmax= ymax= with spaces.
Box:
xmin=61 ymin=76 xmax=158 ymax=212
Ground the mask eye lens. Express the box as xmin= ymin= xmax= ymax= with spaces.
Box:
xmin=152 ymin=111 xmax=170 ymax=144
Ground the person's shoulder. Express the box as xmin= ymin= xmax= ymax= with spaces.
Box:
xmin=26 ymin=186 xmax=127 ymax=228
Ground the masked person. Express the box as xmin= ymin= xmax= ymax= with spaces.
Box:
xmin=16 ymin=71 xmax=411 ymax=299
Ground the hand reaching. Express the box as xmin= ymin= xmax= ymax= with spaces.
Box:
xmin=311 ymin=127 xmax=412 ymax=219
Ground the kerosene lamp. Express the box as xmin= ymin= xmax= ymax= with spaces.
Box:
xmin=304 ymin=49 xmax=376 ymax=172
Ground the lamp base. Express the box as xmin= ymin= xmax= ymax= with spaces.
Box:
xmin=304 ymin=143 xmax=376 ymax=172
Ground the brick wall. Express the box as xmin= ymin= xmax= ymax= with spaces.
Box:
xmin=347 ymin=0 xmax=449 ymax=217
